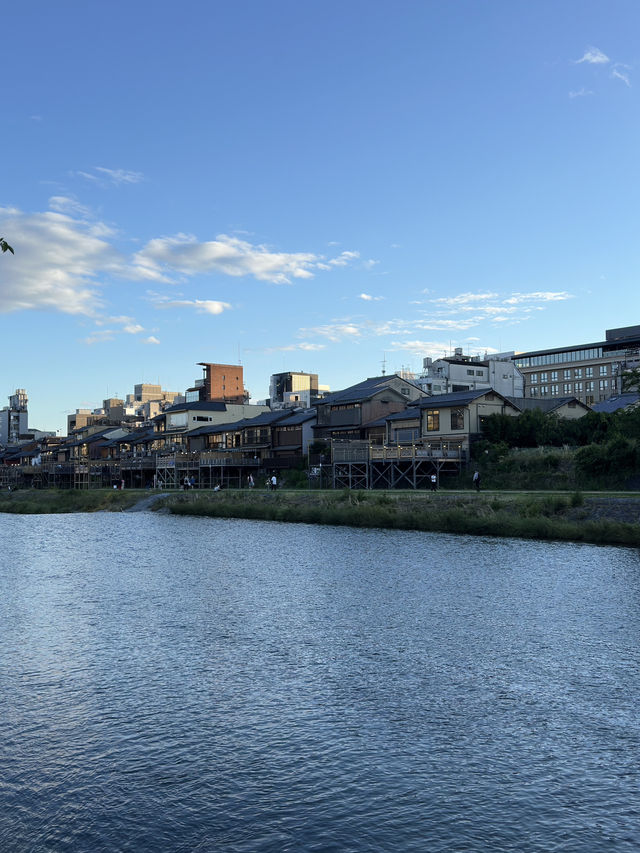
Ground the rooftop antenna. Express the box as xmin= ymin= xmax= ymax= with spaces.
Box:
xmin=381 ymin=353 xmax=387 ymax=376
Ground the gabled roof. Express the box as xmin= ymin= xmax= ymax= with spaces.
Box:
xmin=186 ymin=409 xmax=294 ymax=438
xmin=507 ymin=396 xmax=591 ymax=414
xmin=318 ymin=375 xmax=422 ymax=406
xmin=416 ymin=388 xmax=513 ymax=409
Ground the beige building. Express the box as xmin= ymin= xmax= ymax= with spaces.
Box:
xmin=513 ymin=324 xmax=640 ymax=406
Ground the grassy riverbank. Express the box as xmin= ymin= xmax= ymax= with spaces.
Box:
xmin=160 ymin=488 xmax=640 ymax=547
xmin=0 ymin=488 xmax=144 ymax=513
xmin=1 ymin=487 xmax=639 ymax=546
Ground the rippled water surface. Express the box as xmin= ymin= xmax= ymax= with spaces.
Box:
xmin=1 ymin=512 xmax=639 ymax=852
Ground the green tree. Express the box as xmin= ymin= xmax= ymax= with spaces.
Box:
xmin=622 ymin=367 xmax=640 ymax=394
xmin=0 ymin=238 xmax=14 ymax=254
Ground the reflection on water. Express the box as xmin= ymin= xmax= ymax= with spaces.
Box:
xmin=1 ymin=513 xmax=639 ymax=851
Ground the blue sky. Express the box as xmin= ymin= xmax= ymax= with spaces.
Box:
xmin=2 ymin=1 xmax=639 ymax=433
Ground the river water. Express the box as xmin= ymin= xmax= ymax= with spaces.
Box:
xmin=1 ymin=512 xmax=639 ymax=852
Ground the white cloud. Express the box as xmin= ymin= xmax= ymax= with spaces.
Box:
xmin=328 ymin=250 xmax=360 ymax=267
xmin=122 ymin=323 xmax=144 ymax=334
xmin=359 ymin=292 xmax=383 ymax=302
xmin=142 ymin=336 xmax=160 ymax=345
xmin=575 ymin=47 xmax=610 ymax=65
xmin=131 ymin=234 xmax=359 ymax=285
xmin=0 ymin=203 xmax=121 ymax=315
xmin=0 ymin=203 xmax=360 ymax=324
xmin=154 ymin=297 xmax=232 ymax=315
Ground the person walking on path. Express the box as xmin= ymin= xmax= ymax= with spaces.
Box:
xmin=472 ymin=470 xmax=481 ymax=492
xmin=270 ymin=474 xmax=277 ymax=491
xmin=430 ymin=473 xmax=437 ymax=492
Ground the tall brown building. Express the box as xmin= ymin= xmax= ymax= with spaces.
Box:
xmin=186 ymin=363 xmax=247 ymax=404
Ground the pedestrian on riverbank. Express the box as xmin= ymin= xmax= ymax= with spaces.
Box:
xmin=430 ymin=473 xmax=437 ymax=492
xmin=270 ymin=474 xmax=277 ymax=491
xmin=473 ymin=470 xmax=480 ymax=492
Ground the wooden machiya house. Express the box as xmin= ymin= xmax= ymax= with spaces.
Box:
xmin=313 ymin=375 xmax=424 ymax=442
xmin=332 ymin=389 xmax=521 ymax=490
xmin=181 ymin=408 xmax=317 ymax=488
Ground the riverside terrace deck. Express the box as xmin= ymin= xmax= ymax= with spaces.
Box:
xmin=331 ymin=440 xmax=464 ymax=489
xmin=0 ymin=439 xmax=465 ymax=490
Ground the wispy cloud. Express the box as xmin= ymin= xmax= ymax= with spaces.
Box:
xmin=359 ymin=292 xmax=383 ymax=302
xmin=575 ymin=46 xmax=610 ymax=65
xmin=611 ymin=68 xmax=631 ymax=87
xmin=77 ymin=166 xmax=144 ymax=186
xmin=297 ymin=322 xmax=362 ymax=343
xmin=142 ymin=336 xmax=160 ymax=345
xmin=261 ymin=342 xmax=326 ymax=353
xmin=569 ymin=88 xmax=594 ymax=98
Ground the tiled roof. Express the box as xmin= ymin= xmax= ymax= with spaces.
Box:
xmin=318 ymin=375 xmax=422 ymax=406
xmin=507 ymin=396 xmax=590 ymax=413
xmin=591 ymin=393 xmax=640 ymax=413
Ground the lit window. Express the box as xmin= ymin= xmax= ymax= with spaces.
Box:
xmin=426 ymin=410 xmax=440 ymax=431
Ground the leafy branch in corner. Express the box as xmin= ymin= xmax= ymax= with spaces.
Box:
xmin=1 ymin=238 xmax=14 ymax=254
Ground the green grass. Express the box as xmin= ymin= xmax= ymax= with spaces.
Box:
xmin=0 ymin=488 xmax=144 ymax=514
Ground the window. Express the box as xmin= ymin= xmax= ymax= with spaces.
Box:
xmin=476 ymin=370 xmax=484 ymax=376
xmin=426 ymin=409 xmax=440 ymax=431
xmin=563 ymin=383 xmax=571 ymax=394
xmin=551 ymin=385 xmax=559 ymax=396
xmin=450 ymin=408 xmax=464 ymax=430
xmin=574 ymin=368 xmax=582 ymax=379
xmin=540 ymin=372 xmax=548 ymax=382
xmin=540 ymin=385 xmax=549 ymax=396
xmin=585 ymin=381 xmax=594 ymax=392
xmin=563 ymin=369 xmax=571 ymax=380
xmin=467 ymin=369 xmax=475 ymax=376
xmin=599 ymin=379 xmax=608 ymax=391
xmin=585 ymin=367 xmax=593 ymax=378
xmin=575 ymin=382 xmax=583 ymax=393
xmin=551 ymin=371 xmax=558 ymax=382
xmin=530 ymin=386 xmax=538 ymax=397
xmin=599 ymin=364 xmax=609 ymax=376
xmin=530 ymin=373 xmax=538 ymax=384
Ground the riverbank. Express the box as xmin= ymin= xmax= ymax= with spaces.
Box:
xmin=1 ymin=488 xmax=639 ymax=546
xmin=158 ymin=489 xmax=640 ymax=547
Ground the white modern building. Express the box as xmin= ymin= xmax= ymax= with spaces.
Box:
xmin=415 ymin=350 xmax=524 ymax=398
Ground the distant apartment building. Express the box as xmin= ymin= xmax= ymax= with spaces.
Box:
xmin=269 ymin=371 xmax=329 ymax=408
xmin=68 ymin=382 xmax=183 ymax=434
xmin=0 ymin=389 xmax=29 ymax=444
xmin=126 ymin=383 xmax=181 ymax=407
xmin=416 ymin=350 xmax=524 ymax=398
xmin=186 ymin=363 xmax=248 ymax=405
xmin=513 ymin=324 xmax=640 ymax=406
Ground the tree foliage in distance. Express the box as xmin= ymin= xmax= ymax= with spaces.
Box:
xmin=622 ymin=367 xmax=640 ymax=394
xmin=0 ymin=238 xmax=14 ymax=254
